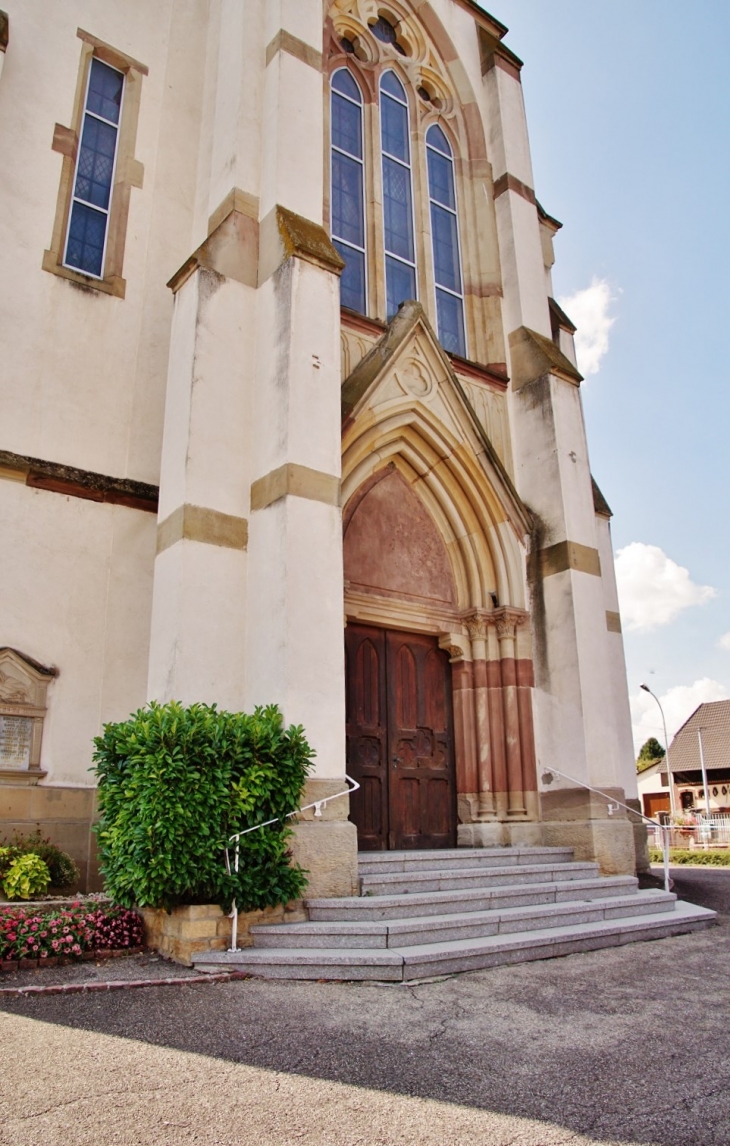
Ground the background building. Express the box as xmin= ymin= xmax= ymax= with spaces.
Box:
xmin=638 ymin=700 xmax=730 ymax=820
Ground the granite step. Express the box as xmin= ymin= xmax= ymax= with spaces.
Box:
xmin=359 ymin=860 xmax=599 ymax=896
xmin=357 ymin=846 xmax=575 ymax=875
xmin=250 ymin=889 xmax=677 ymax=949
xmin=193 ymin=899 xmax=715 ymax=980
xmin=306 ymin=875 xmax=639 ymax=922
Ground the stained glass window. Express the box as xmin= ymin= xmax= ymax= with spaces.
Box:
xmin=380 ymin=71 xmax=416 ymax=320
xmin=331 ymin=69 xmax=366 ymax=314
xmin=64 ymin=58 xmax=124 ymax=278
xmin=426 ymin=124 xmax=465 ymax=356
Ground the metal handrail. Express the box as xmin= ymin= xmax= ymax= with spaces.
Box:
xmin=541 ymin=765 xmax=673 ymax=893
xmin=224 ymin=773 xmax=360 ymax=951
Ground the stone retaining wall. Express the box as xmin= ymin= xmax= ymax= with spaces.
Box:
xmin=140 ymin=902 xmax=305 ymax=966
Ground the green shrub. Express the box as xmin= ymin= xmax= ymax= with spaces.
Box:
xmin=93 ymin=701 xmax=314 ymax=912
xmin=1 ymin=851 xmax=51 ymax=900
xmin=649 ymin=847 xmax=730 ymax=866
xmin=1 ymin=832 xmax=80 ymax=890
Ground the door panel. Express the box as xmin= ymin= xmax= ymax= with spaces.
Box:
xmin=346 ymin=625 xmax=388 ymax=849
xmin=346 ymin=624 xmax=456 ymax=850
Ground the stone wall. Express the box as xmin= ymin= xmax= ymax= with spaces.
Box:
xmin=141 ymin=902 xmax=306 ymax=967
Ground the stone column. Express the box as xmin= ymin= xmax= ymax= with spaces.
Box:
xmin=464 ymin=613 xmax=496 ymax=820
xmin=516 ymin=655 xmax=538 ymax=817
xmin=440 ymin=634 xmax=478 ymax=825
xmin=241 ymin=0 xmax=358 ymax=897
xmin=496 ymin=611 xmax=526 ymax=817
xmin=147 ymin=219 xmax=258 ymax=709
xmin=147 ymin=0 xmax=262 ymax=708
xmin=486 ymin=620 xmax=508 ymax=819
xmin=482 ymin=35 xmax=637 ymax=873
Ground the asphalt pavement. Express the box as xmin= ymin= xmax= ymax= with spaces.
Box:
xmin=1 ymin=867 xmax=729 ymax=1146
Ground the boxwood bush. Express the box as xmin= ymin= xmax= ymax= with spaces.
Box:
xmin=93 ymin=702 xmax=314 ymax=912
xmin=649 ymin=847 xmax=730 ymax=867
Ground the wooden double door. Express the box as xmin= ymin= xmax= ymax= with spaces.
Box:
xmin=345 ymin=624 xmax=456 ymax=850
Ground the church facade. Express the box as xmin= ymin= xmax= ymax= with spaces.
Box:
xmin=0 ymin=0 xmax=642 ymax=896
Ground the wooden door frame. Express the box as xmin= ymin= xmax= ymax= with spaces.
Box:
xmin=345 ymin=619 xmax=457 ymax=849
xmin=346 ymin=593 xmax=540 ymax=829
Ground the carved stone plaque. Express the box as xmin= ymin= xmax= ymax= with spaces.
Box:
xmin=0 ymin=648 xmax=56 ymax=781
xmin=0 ymin=715 xmax=33 ymax=769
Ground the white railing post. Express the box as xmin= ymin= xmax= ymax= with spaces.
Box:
xmin=226 ymin=774 xmax=360 ymax=953
xmin=661 ymin=824 xmax=670 ymax=894
xmin=542 ymin=766 xmax=673 ymax=892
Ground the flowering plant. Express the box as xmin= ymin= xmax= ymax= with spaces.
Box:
xmin=0 ymin=850 xmax=51 ymax=900
xmin=0 ymin=832 xmax=80 ymax=890
xmin=0 ymin=903 xmax=143 ymax=962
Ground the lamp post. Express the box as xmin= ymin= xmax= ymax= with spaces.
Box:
xmin=697 ymin=727 xmax=711 ymax=817
xmin=640 ymin=683 xmax=676 ymax=818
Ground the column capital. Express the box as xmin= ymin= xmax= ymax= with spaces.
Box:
xmin=462 ymin=610 xmax=490 ymax=642
xmin=439 ymin=632 xmax=470 ymax=663
xmin=492 ymin=607 xmax=529 ymax=643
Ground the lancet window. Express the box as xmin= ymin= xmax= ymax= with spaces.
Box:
xmin=426 ymin=124 xmax=465 ymax=357
xmin=380 ymin=71 xmax=417 ymax=321
xmin=329 ymin=44 xmax=468 ymax=357
xmin=64 ymin=58 xmax=124 ymax=278
xmin=331 ymin=69 xmax=367 ymax=314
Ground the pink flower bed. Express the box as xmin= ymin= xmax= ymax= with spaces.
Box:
xmin=0 ymin=903 xmax=144 ymax=965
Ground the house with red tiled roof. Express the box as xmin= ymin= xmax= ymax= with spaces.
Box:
xmin=637 ymin=700 xmax=730 ymax=819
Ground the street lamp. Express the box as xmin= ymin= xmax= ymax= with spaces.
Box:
xmin=640 ymin=683 xmax=676 ymax=817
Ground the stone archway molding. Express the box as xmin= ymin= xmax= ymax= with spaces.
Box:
xmin=341 ymin=302 xmax=538 ymax=830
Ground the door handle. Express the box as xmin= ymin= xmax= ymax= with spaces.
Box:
xmin=392 ymin=755 xmax=401 ymax=766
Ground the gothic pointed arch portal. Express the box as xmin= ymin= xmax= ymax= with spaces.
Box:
xmin=342 ymin=303 xmax=539 ymax=846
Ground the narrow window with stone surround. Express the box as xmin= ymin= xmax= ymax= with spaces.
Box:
xmin=426 ymin=124 xmax=466 ymax=356
xmin=331 ymin=68 xmax=367 ymax=314
xmin=63 ymin=58 xmax=124 ymax=278
xmin=380 ymin=70 xmax=417 ymax=319
xmin=43 ymin=29 xmax=147 ymax=299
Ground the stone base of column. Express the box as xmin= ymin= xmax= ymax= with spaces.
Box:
xmin=627 ymin=797 xmax=651 ymax=873
xmin=457 ymin=821 xmax=544 ymax=848
xmin=289 ymin=819 xmax=359 ymax=900
xmin=541 ymin=819 xmax=636 ymax=876
xmin=540 ymin=786 xmax=638 ymax=875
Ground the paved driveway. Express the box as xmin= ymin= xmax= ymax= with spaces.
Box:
xmin=1 ymin=868 xmax=729 ymax=1146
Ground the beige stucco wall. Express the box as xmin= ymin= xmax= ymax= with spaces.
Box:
xmin=0 ymin=0 xmax=206 ymax=483
xmin=0 ymin=480 xmax=156 ymax=786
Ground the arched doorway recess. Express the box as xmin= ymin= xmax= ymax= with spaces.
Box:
xmin=341 ymin=304 xmax=539 ymax=847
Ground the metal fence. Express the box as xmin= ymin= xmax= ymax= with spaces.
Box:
xmin=646 ymin=815 xmax=730 ymax=851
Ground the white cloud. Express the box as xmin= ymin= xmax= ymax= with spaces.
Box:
xmin=614 ymin=542 xmax=717 ymax=632
xmin=630 ymin=678 xmax=729 ymax=754
xmin=719 ymin=632 xmax=730 ymax=651
xmin=558 ymin=277 xmax=616 ymax=376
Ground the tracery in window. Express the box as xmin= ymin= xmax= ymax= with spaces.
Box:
xmin=371 ymin=16 xmax=406 ymax=55
xmin=331 ymin=69 xmax=367 ymax=314
xmin=426 ymin=124 xmax=465 ymax=357
xmin=380 ymin=70 xmax=416 ymax=320
xmin=64 ymin=58 xmax=124 ymax=278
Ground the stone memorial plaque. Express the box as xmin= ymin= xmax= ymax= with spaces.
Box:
xmin=0 ymin=714 xmax=33 ymax=769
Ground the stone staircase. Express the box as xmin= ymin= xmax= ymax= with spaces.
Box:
xmin=193 ymin=846 xmax=716 ymax=981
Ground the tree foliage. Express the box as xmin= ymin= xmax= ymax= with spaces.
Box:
xmin=636 ymin=736 xmax=666 ymax=773
xmin=93 ymin=702 xmax=314 ymax=912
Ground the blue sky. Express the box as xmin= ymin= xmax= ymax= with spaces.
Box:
xmin=484 ymin=0 xmax=730 ymax=749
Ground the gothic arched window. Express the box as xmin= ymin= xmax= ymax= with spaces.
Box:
xmin=329 ymin=51 xmax=469 ymax=357
xmin=426 ymin=124 xmax=465 ymax=357
xmin=380 ymin=70 xmax=417 ymax=320
xmin=331 ymin=68 xmax=366 ymax=314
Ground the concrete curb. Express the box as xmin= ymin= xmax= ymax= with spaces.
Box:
xmin=0 ymin=971 xmax=249 ymax=998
